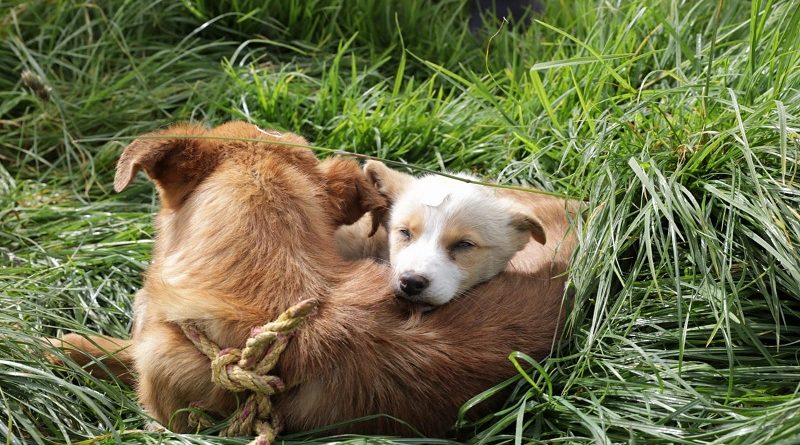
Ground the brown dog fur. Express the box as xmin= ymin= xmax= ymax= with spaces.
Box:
xmin=56 ymin=121 xmax=577 ymax=436
xmin=45 ymin=334 xmax=135 ymax=384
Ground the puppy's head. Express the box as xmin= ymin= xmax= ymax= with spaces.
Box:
xmin=388 ymin=175 xmax=546 ymax=307
xmin=115 ymin=122 xmax=385 ymax=247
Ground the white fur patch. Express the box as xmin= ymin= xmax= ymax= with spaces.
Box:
xmin=420 ymin=189 xmax=449 ymax=208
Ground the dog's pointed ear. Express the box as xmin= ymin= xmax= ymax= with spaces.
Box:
xmin=510 ymin=212 xmax=547 ymax=246
xmin=114 ymin=123 xmax=215 ymax=208
xmin=320 ymin=157 xmax=388 ymax=235
xmin=363 ymin=160 xmax=414 ymax=202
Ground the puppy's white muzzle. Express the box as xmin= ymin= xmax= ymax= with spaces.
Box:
xmin=391 ymin=238 xmax=464 ymax=306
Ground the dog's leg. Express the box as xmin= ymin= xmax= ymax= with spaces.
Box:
xmin=44 ymin=333 xmax=135 ymax=385
xmin=334 ymin=214 xmax=390 ymax=260
xmin=135 ymin=322 xmax=236 ymax=432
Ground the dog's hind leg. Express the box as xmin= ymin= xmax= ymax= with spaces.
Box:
xmin=44 ymin=333 xmax=135 ymax=385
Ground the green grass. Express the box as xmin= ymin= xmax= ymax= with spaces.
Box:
xmin=2 ymin=0 xmax=800 ymax=443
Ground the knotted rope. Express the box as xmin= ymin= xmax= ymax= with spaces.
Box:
xmin=180 ymin=298 xmax=319 ymax=445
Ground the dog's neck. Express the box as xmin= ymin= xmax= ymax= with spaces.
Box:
xmin=150 ymin=202 xmax=349 ymax=323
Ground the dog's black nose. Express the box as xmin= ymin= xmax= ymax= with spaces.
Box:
xmin=399 ymin=273 xmax=429 ymax=297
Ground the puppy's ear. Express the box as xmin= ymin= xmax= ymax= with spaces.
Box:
xmin=363 ymin=160 xmax=414 ymax=202
xmin=510 ymin=213 xmax=547 ymax=246
xmin=114 ymin=123 xmax=216 ymax=208
xmin=320 ymin=157 xmax=388 ymax=235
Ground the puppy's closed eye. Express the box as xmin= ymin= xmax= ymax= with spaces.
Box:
xmin=398 ymin=228 xmax=412 ymax=241
xmin=450 ymin=240 xmax=475 ymax=251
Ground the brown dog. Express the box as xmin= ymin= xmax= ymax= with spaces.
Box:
xmin=57 ymin=121 xmax=577 ymax=436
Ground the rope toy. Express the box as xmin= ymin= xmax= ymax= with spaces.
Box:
xmin=180 ymin=298 xmax=320 ymax=445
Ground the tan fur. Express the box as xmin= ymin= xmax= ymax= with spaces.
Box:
xmin=333 ymin=214 xmax=390 ymax=260
xmin=44 ymin=334 xmax=135 ymax=384
xmin=363 ymin=160 xmax=414 ymax=201
xmin=56 ymin=122 xmax=577 ymax=436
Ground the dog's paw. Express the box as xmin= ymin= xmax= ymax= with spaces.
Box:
xmin=143 ymin=420 xmax=167 ymax=432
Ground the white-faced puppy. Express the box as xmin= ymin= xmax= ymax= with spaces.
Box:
xmin=363 ymin=161 xmax=547 ymax=307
